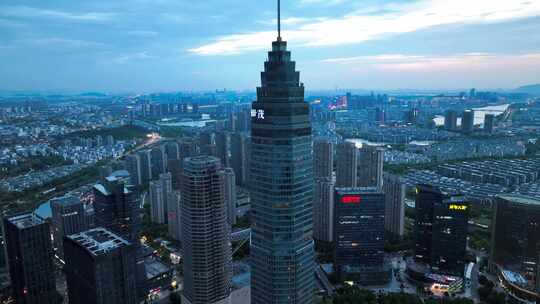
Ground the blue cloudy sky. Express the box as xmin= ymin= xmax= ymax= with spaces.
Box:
xmin=1 ymin=0 xmax=540 ymax=93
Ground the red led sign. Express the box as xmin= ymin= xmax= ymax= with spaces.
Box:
xmin=341 ymin=195 xmax=361 ymax=204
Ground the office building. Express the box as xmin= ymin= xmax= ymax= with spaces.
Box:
xmin=4 ymin=213 xmax=57 ymax=303
xmin=51 ymin=195 xmax=86 ymax=259
xmin=334 ymin=188 xmax=390 ymax=285
xmin=383 ymin=174 xmax=405 ymax=240
xmin=230 ymin=132 xmax=250 ymax=186
xmin=221 ymin=168 xmax=237 ymax=225
xmin=250 ymin=24 xmax=315 ymax=304
xmin=336 ymin=141 xmax=358 ymax=187
xmin=444 ymin=110 xmax=458 ymax=131
xmin=490 ymin=194 xmax=540 ymax=280
xmin=137 ymin=150 xmax=152 ymax=185
xmin=313 ymin=178 xmax=334 ymax=245
xmin=181 ymin=156 xmax=232 ymax=304
xmin=357 ymin=145 xmax=384 ymax=189
xmin=93 ymin=175 xmax=141 ymax=242
xmin=167 ymin=191 xmax=182 ymax=241
xmin=64 ymin=228 xmax=138 ymax=304
xmin=484 ymin=114 xmax=495 ymax=133
xmin=462 ymin=110 xmax=475 ymax=134
xmin=150 ymin=147 xmax=166 ymax=180
xmin=124 ymin=154 xmax=142 ymax=186
xmin=314 ymin=138 xmax=333 ymax=179
xmin=414 ymin=185 xmax=469 ymax=273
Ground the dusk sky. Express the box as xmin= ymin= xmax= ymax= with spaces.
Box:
xmin=1 ymin=0 xmax=540 ymax=93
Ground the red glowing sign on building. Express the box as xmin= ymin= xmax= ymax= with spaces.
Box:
xmin=341 ymin=195 xmax=362 ymax=204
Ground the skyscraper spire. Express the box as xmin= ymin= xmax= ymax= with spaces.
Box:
xmin=277 ymin=0 xmax=281 ymax=41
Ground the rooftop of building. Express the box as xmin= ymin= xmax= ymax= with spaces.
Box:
xmin=334 ymin=187 xmax=381 ymax=194
xmin=144 ymin=256 xmax=172 ymax=280
xmin=105 ymin=170 xmax=130 ymax=182
xmin=7 ymin=212 xmax=45 ymax=229
xmin=67 ymin=227 xmax=130 ymax=256
xmin=498 ymin=194 xmax=540 ymax=206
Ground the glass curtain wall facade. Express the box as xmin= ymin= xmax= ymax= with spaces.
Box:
xmin=250 ymin=37 xmax=315 ymax=303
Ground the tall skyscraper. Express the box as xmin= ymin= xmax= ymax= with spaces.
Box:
xmin=124 ymin=154 xmax=142 ymax=186
xmin=93 ymin=175 xmax=141 ymax=242
xmin=230 ymin=132 xmax=250 ymax=186
xmin=333 ymin=188 xmax=390 ymax=285
xmin=357 ymin=145 xmax=384 ymax=189
xmin=137 ymin=150 xmax=152 ymax=185
xmin=220 ymin=168 xmax=237 ymax=225
xmin=462 ymin=109 xmax=475 ymax=134
xmin=336 ymin=141 xmax=358 ymax=187
xmin=414 ymin=184 xmax=469 ymax=273
xmin=51 ymin=195 xmax=87 ymax=260
xmin=250 ymin=8 xmax=315 ymax=302
xmin=313 ymin=178 xmax=334 ymax=245
xmin=4 ymin=213 xmax=58 ymax=303
xmin=313 ymin=138 xmax=333 ymax=179
xmin=383 ymin=174 xmax=405 ymax=240
xmin=167 ymin=191 xmax=182 ymax=241
xmin=444 ymin=110 xmax=458 ymax=131
xmin=64 ymin=228 xmax=138 ymax=304
xmin=181 ymin=156 xmax=232 ymax=304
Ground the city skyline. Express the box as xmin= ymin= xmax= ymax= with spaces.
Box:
xmin=0 ymin=0 xmax=539 ymax=92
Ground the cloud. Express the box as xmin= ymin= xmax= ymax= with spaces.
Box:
xmin=190 ymin=0 xmax=540 ymax=55
xmin=322 ymin=52 xmax=540 ymax=72
xmin=127 ymin=30 xmax=159 ymax=37
xmin=112 ymin=51 xmax=156 ymax=64
xmin=298 ymin=0 xmax=347 ymax=6
xmin=22 ymin=38 xmax=107 ymax=49
xmin=0 ymin=5 xmax=115 ymax=23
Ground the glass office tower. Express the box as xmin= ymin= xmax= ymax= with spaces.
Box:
xmin=250 ymin=34 xmax=314 ymax=303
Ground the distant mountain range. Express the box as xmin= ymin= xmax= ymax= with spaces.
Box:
xmin=516 ymin=84 xmax=540 ymax=95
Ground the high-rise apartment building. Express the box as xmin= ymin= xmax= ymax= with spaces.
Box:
xmin=357 ymin=145 xmax=384 ymax=189
xmin=215 ymin=131 xmax=230 ymax=167
xmin=462 ymin=110 xmax=475 ymax=134
xmin=230 ymin=132 xmax=250 ymax=186
xmin=51 ymin=195 xmax=86 ymax=260
xmin=250 ymin=16 xmax=315 ymax=303
xmin=336 ymin=141 xmax=358 ymax=187
xmin=150 ymin=146 xmax=166 ymax=180
xmin=334 ymin=188 xmax=390 ymax=285
xmin=4 ymin=213 xmax=57 ymax=303
xmin=313 ymin=178 xmax=334 ymax=245
xmin=444 ymin=110 xmax=458 ymax=131
xmin=314 ymin=138 xmax=333 ymax=179
xmin=383 ymin=174 xmax=405 ymax=240
xmin=220 ymin=168 xmax=237 ymax=225
xmin=149 ymin=180 xmax=166 ymax=224
xmin=64 ymin=228 xmax=138 ymax=304
xmin=181 ymin=156 xmax=232 ymax=304
xmin=484 ymin=114 xmax=495 ymax=133
xmin=124 ymin=154 xmax=142 ymax=186
xmin=137 ymin=150 xmax=152 ymax=185
xmin=167 ymin=191 xmax=182 ymax=241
